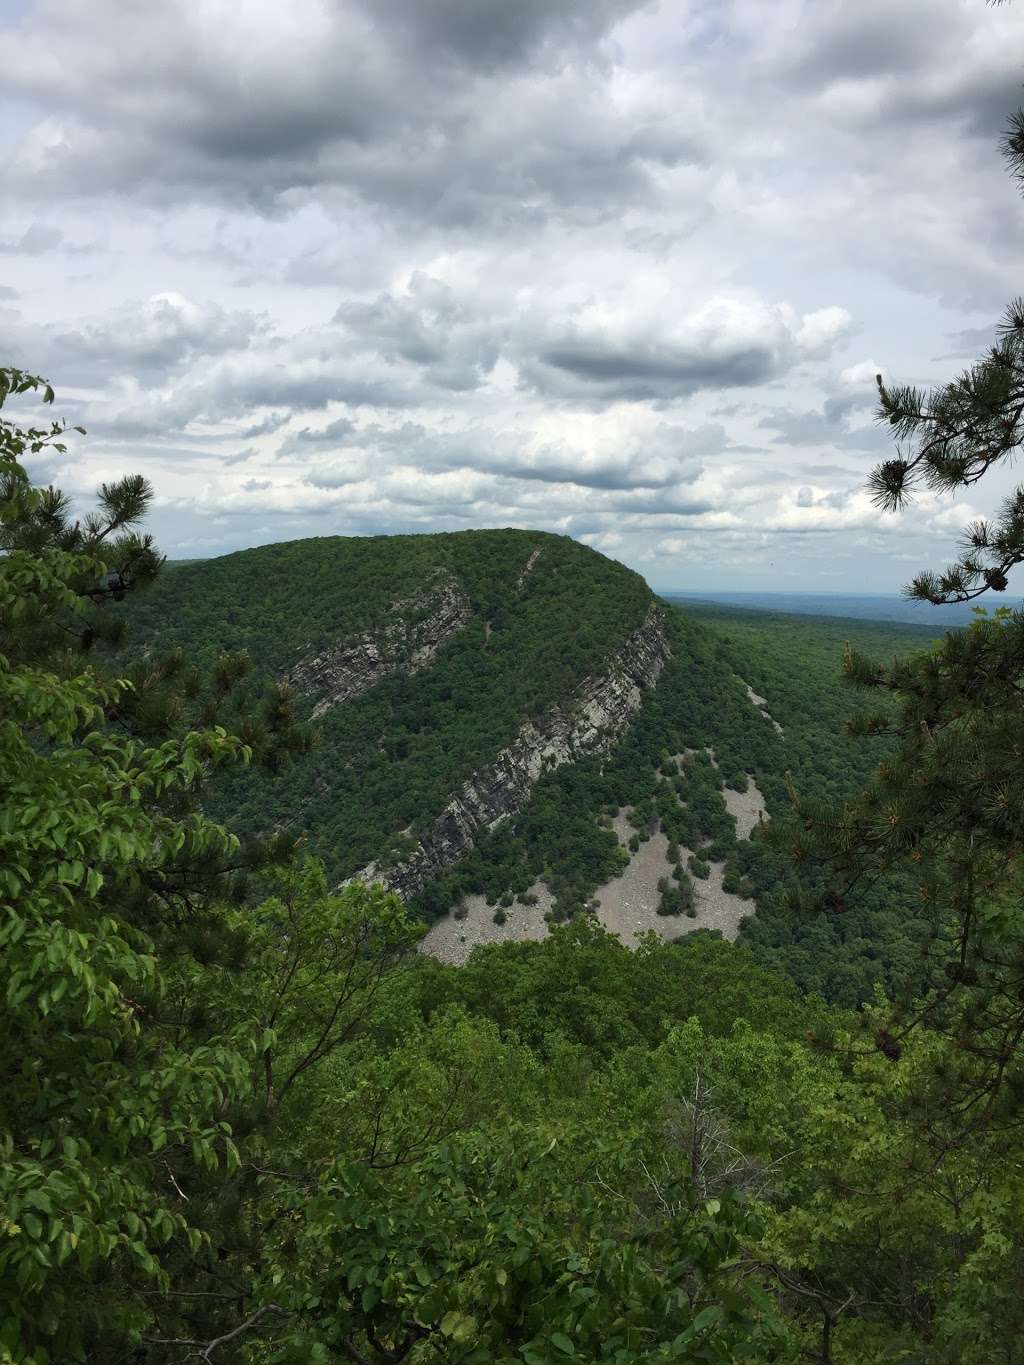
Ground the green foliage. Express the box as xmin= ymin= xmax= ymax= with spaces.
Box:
xmin=0 ymin=370 xmax=255 ymax=1361
xmin=873 ymin=306 xmax=1024 ymax=603
xmin=263 ymin=1124 xmax=784 ymax=1364
xmin=410 ymin=922 xmax=821 ymax=1059
xmin=759 ymin=1002 xmax=1024 ymax=1361
xmin=125 ymin=531 xmax=651 ymax=883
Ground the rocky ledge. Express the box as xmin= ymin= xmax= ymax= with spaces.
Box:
xmin=351 ymin=604 xmax=671 ymax=900
xmin=286 ymin=573 xmax=472 ymax=719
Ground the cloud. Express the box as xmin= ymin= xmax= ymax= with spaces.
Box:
xmin=756 ymin=358 xmax=888 ymax=451
xmin=938 ymin=323 xmax=1000 ymax=360
xmin=358 ymin=0 xmax=651 ymax=70
xmin=334 ymin=273 xmax=502 ymax=389
xmin=0 ymin=222 xmax=64 ymax=254
xmin=0 ymin=0 xmax=683 ymax=228
xmin=280 ymin=415 xmax=358 ymax=452
xmin=4 ymin=0 xmax=1023 ymax=592
xmin=4 ymin=291 xmax=266 ymax=389
xmin=523 ymin=297 xmax=850 ymax=402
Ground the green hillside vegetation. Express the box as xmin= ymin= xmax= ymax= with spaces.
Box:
xmin=680 ymin=604 xmax=944 ymax=1005
xmin=394 ymin=602 xmax=937 ymax=1009
xmin=12 ymin=34 xmax=1024 ymax=1359
xmin=128 ymin=532 xmax=940 ymax=1009
xmin=124 ymin=530 xmax=652 ymax=877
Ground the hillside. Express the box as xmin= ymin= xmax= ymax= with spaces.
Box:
xmin=661 ymin=588 xmax=1011 ymax=626
xmin=130 ymin=534 xmax=939 ymax=1008
xmin=15 ymin=487 xmax=1009 ymax=1361
xmin=128 ymin=529 xmax=657 ymax=884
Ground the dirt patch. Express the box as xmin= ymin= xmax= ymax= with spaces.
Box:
xmin=593 ymin=805 xmax=752 ymax=945
xmin=691 ymin=861 xmax=752 ymax=940
xmin=417 ymin=882 xmax=552 ymax=966
xmin=594 ymin=823 xmax=675 ymax=947
xmin=418 ymin=772 xmax=760 ymax=964
xmin=722 ymin=778 xmax=767 ymax=840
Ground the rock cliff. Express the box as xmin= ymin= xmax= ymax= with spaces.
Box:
xmin=286 ymin=573 xmax=472 ymax=719
xmin=352 ymin=604 xmax=671 ymax=900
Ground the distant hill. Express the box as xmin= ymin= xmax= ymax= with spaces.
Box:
xmin=658 ymin=588 xmax=1019 ymax=626
xmin=126 ymin=529 xmax=659 ymax=888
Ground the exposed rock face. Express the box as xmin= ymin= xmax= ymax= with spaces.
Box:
xmin=740 ymin=679 xmax=784 ymax=737
xmin=286 ymin=574 xmax=472 ymax=719
xmin=516 ymin=547 xmax=543 ymax=588
xmin=352 ymin=605 xmax=671 ymax=900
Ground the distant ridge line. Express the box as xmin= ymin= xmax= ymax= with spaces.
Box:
xmin=659 ymin=589 xmax=1023 ymax=628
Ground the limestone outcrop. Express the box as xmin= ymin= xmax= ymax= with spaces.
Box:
xmin=351 ymin=605 xmax=671 ymax=900
xmin=286 ymin=573 xmax=472 ymax=719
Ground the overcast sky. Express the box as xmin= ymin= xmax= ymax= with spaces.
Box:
xmin=3 ymin=0 xmax=1024 ymax=591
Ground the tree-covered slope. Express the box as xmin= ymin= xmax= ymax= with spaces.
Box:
xmin=679 ymin=603 xmax=946 ymax=1005
xmin=128 ymin=536 xmax=944 ymax=1010
xmin=125 ymin=529 xmax=654 ymax=880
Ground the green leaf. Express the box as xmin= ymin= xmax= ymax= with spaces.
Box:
xmin=361 ymin=1284 xmax=380 ymax=1314
xmin=691 ymin=1305 xmax=723 ymax=1333
xmin=441 ymin=1312 xmax=477 ymax=1344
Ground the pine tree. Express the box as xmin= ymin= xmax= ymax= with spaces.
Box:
xmin=775 ymin=91 xmax=1024 ymax=1133
xmin=870 ymin=111 xmax=1024 ymax=604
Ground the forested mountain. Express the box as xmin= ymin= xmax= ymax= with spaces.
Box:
xmin=124 ymin=529 xmax=937 ymax=1010
xmin=128 ymin=530 xmax=656 ymax=882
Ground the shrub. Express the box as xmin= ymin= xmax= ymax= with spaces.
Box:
xmin=493 ymin=909 xmax=508 ymax=926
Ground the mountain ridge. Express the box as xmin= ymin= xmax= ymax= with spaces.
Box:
xmin=125 ymin=528 xmax=657 ymax=887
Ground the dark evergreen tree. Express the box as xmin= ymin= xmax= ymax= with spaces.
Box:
xmin=870 ymin=107 xmax=1024 ymax=604
xmin=777 ymin=92 xmax=1024 ymax=1135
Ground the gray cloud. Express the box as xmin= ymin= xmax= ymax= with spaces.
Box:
xmin=776 ymin=0 xmax=1023 ymax=137
xmin=0 ymin=223 xmax=64 ymax=254
xmin=522 ymin=302 xmax=850 ymax=403
xmin=281 ymin=416 xmax=358 ymax=452
xmin=757 ymin=390 xmax=888 ymax=452
xmin=0 ymin=0 xmax=685 ymax=227
xmin=335 ymin=275 xmax=502 ymax=389
xmin=938 ymin=323 xmax=1000 ymax=359
xmin=532 ymin=336 xmax=775 ymax=399
xmin=3 ymin=0 xmax=1022 ymax=592
xmin=3 ymin=292 xmax=266 ymax=388
xmin=357 ymin=0 xmax=650 ymax=70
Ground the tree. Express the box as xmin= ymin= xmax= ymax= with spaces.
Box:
xmin=0 ymin=369 xmax=267 ymax=1361
xmin=776 ymin=71 xmax=1024 ymax=1092
xmin=869 ymin=111 xmax=1024 ymax=605
xmin=756 ymin=74 xmax=1024 ymax=1358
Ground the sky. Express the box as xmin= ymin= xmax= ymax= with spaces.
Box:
xmin=2 ymin=0 xmax=1024 ymax=591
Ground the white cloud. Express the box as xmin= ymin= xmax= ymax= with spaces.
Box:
xmin=3 ymin=0 xmax=1023 ymax=592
